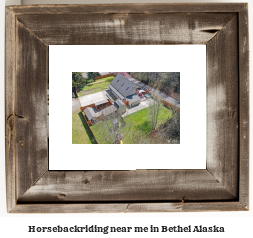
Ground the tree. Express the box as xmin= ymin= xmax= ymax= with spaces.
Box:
xmin=87 ymin=72 xmax=101 ymax=81
xmin=99 ymin=113 xmax=130 ymax=144
xmin=129 ymin=72 xmax=180 ymax=100
xmin=148 ymin=72 xmax=163 ymax=131
xmin=157 ymin=108 xmax=180 ymax=144
xmin=72 ymin=72 xmax=86 ymax=98
xmin=149 ymin=96 xmax=163 ymax=131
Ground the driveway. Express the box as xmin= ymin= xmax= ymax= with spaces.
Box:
xmin=128 ymin=77 xmax=180 ymax=108
xmin=122 ymin=98 xmax=154 ymax=117
xmin=72 ymin=98 xmax=81 ymax=113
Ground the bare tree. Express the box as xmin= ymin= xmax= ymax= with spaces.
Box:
xmin=99 ymin=113 xmax=130 ymax=144
xmin=149 ymin=96 xmax=163 ymax=131
xmin=157 ymin=107 xmax=180 ymax=144
xmin=148 ymin=72 xmax=164 ymax=131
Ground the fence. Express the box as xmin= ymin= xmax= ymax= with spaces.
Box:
xmin=94 ymin=73 xmax=114 ymax=80
xmin=162 ymin=100 xmax=180 ymax=112
xmin=80 ymin=103 xmax=95 ymax=112
xmin=143 ymin=89 xmax=180 ymax=112
xmin=81 ymin=112 xmax=98 ymax=143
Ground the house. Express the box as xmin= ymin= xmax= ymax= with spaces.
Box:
xmin=109 ymin=74 xmax=141 ymax=108
xmin=114 ymin=99 xmax=126 ymax=114
xmin=109 ymin=74 xmax=137 ymax=101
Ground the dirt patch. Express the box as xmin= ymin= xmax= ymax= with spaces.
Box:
xmin=79 ymin=89 xmax=96 ymax=96
xmin=86 ymin=79 xmax=107 ymax=85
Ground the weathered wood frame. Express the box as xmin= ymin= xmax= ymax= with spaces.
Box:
xmin=5 ymin=4 xmax=249 ymax=213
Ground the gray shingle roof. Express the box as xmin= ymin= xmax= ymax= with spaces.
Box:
xmin=108 ymin=84 xmax=125 ymax=100
xmin=127 ymin=94 xmax=141 ymax=104
xmin=84 ymin=107 xmax=97 ymax=121
xmin=102 ymin=105 xmax=117 ymax=117
xmin=110 ymin=74 xmax=136 ymax=98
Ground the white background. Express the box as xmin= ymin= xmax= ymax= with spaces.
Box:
xmin=0 ymin=0 xmax=252 ymax=237
xmin=50 ymin=45 xmax=206 ymax=170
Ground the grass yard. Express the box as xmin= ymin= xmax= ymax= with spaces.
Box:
xmin=78 ymin=76 xmax=115 ymax=97
xmin=72 ymin=112 xmax=97 ymax=144
xmin=91 ymin=106 xmax=173 ymax=144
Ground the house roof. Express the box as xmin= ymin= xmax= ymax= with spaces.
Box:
xmin=84 ymin=107 xmax=97 ymax=121
xmin=127 ymin=94 xmax=141 ymax=104
xmin=108 ymin=84 xmax=125 ymax=100
xmin=110 ymin=74 xmax=136 ymax=98
xmin=95 ymin=99 xmax=108 ymax=107
xmin=102 ymin=105 xmax=117 ymax=117
xmin=114 ymin=99 xmax=125 ymax=108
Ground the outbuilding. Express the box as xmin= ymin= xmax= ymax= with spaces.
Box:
xmin=95 ymin=99 xmax=110 ymax=110
xmin=127 ymin=95 xmax=141 ymax=108
xmin=102 ymin=105 xmax=117 ymax=117
xmin=84 ymin=107 xmax=97 ymax=122
xmin=114 ymin=99 xmax=126 ymax=114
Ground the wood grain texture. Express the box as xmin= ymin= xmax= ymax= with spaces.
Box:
xmin=16 ymin=13 xmax=236 ymax=45
xmin=7 ymin=3 xmax=246 ymax=14
xmin=5 ymin=3 xmax=249 ymax=213
xmin=15 ymin=20 xmax=48 ymax=200
xmin=10 ymin=202 xmax=247 ymax=213
xmin=206 ymin=16 xmax=239 ymax=198
xmin=18 ymin=170 xmax=236 ymax=203
xmin=5 ymin=7 xmax=16 ymax=212
xmin=238 ymin=4 xmax=249 ymax=209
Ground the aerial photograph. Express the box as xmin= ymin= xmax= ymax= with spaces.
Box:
xmin=72 ymin=72 xmax=180 ymax=144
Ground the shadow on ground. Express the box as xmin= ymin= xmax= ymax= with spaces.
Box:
xmin=136 ymin=121 xmax=152 ymax=134
xmin=78 ymin=112 xmax=97 ymax=144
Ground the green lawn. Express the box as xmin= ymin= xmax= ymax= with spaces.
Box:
xmin=91 ymin=106 xmax=173 ymax=144
xmin=72 ymin=112 xmax=97 ymax=144
xmin=78 ymin=76 xmax=115 ymax=96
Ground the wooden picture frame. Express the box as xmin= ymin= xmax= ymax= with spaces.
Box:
xmin=5 ymin=3 xmax=249 ymax=213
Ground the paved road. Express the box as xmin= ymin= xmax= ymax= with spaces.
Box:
xmin=72 ymin=98 xmax=81 ymax=113
xmin=129 ymin=77 xmax=180 ymax=109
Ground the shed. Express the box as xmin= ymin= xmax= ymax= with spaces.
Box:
xmin=127 ymin=95 xmax=141 ymax=108
xmin=84 ymin=107 xmax=97 ymax=121
xmin=114 ymin=99 xmax=126 ymax=114
xmin=102 ymin=105 xmax=117 ymax=117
